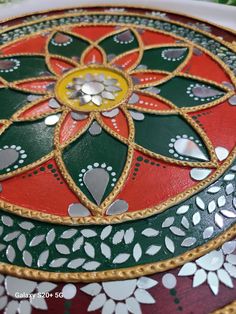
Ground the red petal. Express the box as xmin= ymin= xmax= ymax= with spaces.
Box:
xmin=16 ymin=98 xmax=59 ymax=120
xmin=0 ymin=158 xmax=81 ymax=217
xmin=131 ymin=71 xmax=168 ymax=87
xmin=114 ymin=150 xmax=205 ymax=212
xmin=70 ymin=25 xmax=116 ymax=41
xmin=188 ymin=100 xmax=236 ymax=156
xmin=182 ymin=50 xmax=232 ymax=84
xmin=59 ymin=112 xmax=89 ymax=145
xmin=1 ymin=34 xmax=48 ymax=55
xmin=82 ymin=46 xmax=104 ymax=65
xmin=141 ymin=30 xmax=176 ymax=45
xmin=48 ymin=57 xmax=75 ymax=75
xmin=15 ymin=77 xmax=57 ymax=94
xmin=128 ymin=91 xmax=173 ymax=112
xmin=101 ymin=109 xmax=129 ymax=139
xmin=111 ymin=51 xmax=140 ymax=71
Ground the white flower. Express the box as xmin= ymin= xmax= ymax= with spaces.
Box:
xmin=67 ymin=74 xmax=121 ymax=107
xmin=0 ymin=275 xmax=57 ymax=313
xmin=80 ymin=277 xmax=158 ymax=313
xmin=178 ymin=240 xmax=236 ymax=295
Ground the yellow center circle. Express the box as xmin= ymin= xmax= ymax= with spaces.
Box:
xmin=55 ymin=66 xmax=131 ymax=112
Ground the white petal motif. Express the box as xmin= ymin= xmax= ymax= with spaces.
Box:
xmin=101 ymin=243 xmax=111 ymax=259
xmin=115 ymin=302 xmax=128 ymax=314
xmin=145 ymin=245 xmax=161 ymax=256
xmin=162 ymin=217 xmax=175 ymax=228
xmin=207 ymin=272 xmax=219 ymax=295
xmin=5 ymin=300 xmax=19 ymax=314
xmin=141 ymin=228 xmax=159 ymax=237
xmin=88 ymin=293 xmax=107 ymax=311
xmin=178 ymin=262 xmax=197 ymax=276
xmin=165 ymin=237 xmax=175 ymax=253
xmin=203 ymin=227 xmax=214 ymax=239
xmin=222 ymin=241 xmax=236 ymax=255
xmin=30 ymin=295 xmax=48 ymax=310
xmin=100 ymin=226 xmax=112 ymax=240
xmin=192 ymin=212 xmax=201 ymax=225
xmin=82 ymin=262 xmax=101 ymax=271
xmin=181 ymin=237 xmax=196 ymax=247
xmin=113 ymin=254 xmax=130 ymax=264
xmin=84 ymin=242 xmax=95 ymax=258
xmin=133 ymin=244 xmax=142 ymax=262
xmin=193 ymin=269 xmax=207 ymax=287
xmin=196 ymin=250 xmax=224 ymax=271
xmin=124 ymin=228 xmax=135 ymax=244
xmin=126 ymin=297 xmax=142 ymax=314
xmin=5 ymin=276 xmax=37 ymax=297
xmin=176 ymin=205 xmax=189 ymax=214
xmin=134 ymin=288 xmax=155 ymax=304
xmin=18 ymin=300 xmax=31 ymax=314
xmin=102 ymin=280 xmax=137 ymax=301
xmin=224 ymin=263 xmax=236 ymax=278
xmin=226 ymin=254 xmax=236 ymax=265
xmin=137 ymin=277 xmax=157 ymax=289
xmin=81 ymin=283 xmax=102 ymax=296
xmin=102 ymin=299 xmax=116 ymax=314
xmin=0 ymin=296 xmax=8 ymax=311
xmin=217 ymin=269 xmax=233 ymax=288
xmin=37 ymin=282 xmax=57 ymax=293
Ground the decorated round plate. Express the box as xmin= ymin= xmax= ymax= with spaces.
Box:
xmin=0 ymin=4 xmax=236 ymax=314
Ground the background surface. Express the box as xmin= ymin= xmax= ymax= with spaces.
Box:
xmin=0 ymin=0 xmax=235 ymax=29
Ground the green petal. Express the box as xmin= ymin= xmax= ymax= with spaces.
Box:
xmin=133 ymin=112 xmax=209 ymax=162
xmin=157 ymin=76 xmax=226 ymax=108
xmin=48 ymin=32 xmax=89 ymax=59
xmin=139 ymin=47 xmax=189 ymax=71
xmin=0 ymin=56 xmax=50 ymax=82
xmin=62 ymin=123 xmax=128 ymax=205
xmin=0 ymin=118 xmax=56 ymax=175
xmin=0 ymin=87 xmax=37 ymax=120
xmin=99 ymin=29 xmax=139 ymax=59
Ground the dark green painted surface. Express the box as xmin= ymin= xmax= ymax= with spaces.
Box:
xmin=158 ymin=76 xmax=225 ymax=108
xmin=99 ymin=30 xmax=139 ymax=58
xmin=48 ymin=32 xmax=89 ymax=59
xmin=63 ymin=126 xmax=128 ymax=204
xmin=0 ymin=88 xmax=33 ymax=120
xmin=134 ymin=113 xmax=209 ymax=161
xmin=0 ymin=119 xmax=55 ymax=175
xmin=140 ymin=47 xmax=189 ymax=71
xmin=0 ymin=56 xmax=50 ymax=82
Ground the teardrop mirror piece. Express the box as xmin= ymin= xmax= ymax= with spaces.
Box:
xmin=83 ymin=168 xmax=110 ymax=205
xmin=174 ymin=138 xmax=208 ymax=161
xmin=192 ymin=86 xmax=223 ymax=98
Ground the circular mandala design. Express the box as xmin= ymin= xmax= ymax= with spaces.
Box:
xmin=0 ymin=6 xmax=235 ymax=282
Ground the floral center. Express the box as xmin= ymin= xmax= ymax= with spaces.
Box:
xmin=55 ymin=66 xmax=131 ymax=112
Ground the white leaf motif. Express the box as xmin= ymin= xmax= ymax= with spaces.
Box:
xmin=100 ymin=226 xmax=112 ymax=240
xmin=145 ymin=245 xmax=161 ymax=256
xmin=84 ymin=242 xmax=95 ymax=258
xmin=141 ymin=228 xmax=159 ymax=237
xmin=113 ymin=253 xmax=130 ymax=264
xmin=101 ymin=243 xmax=111 ymax=259
xmin=165 ymin=237 xmax=175 ymax=253
xmin=133 ymin=243 xmax=142 ymax=262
